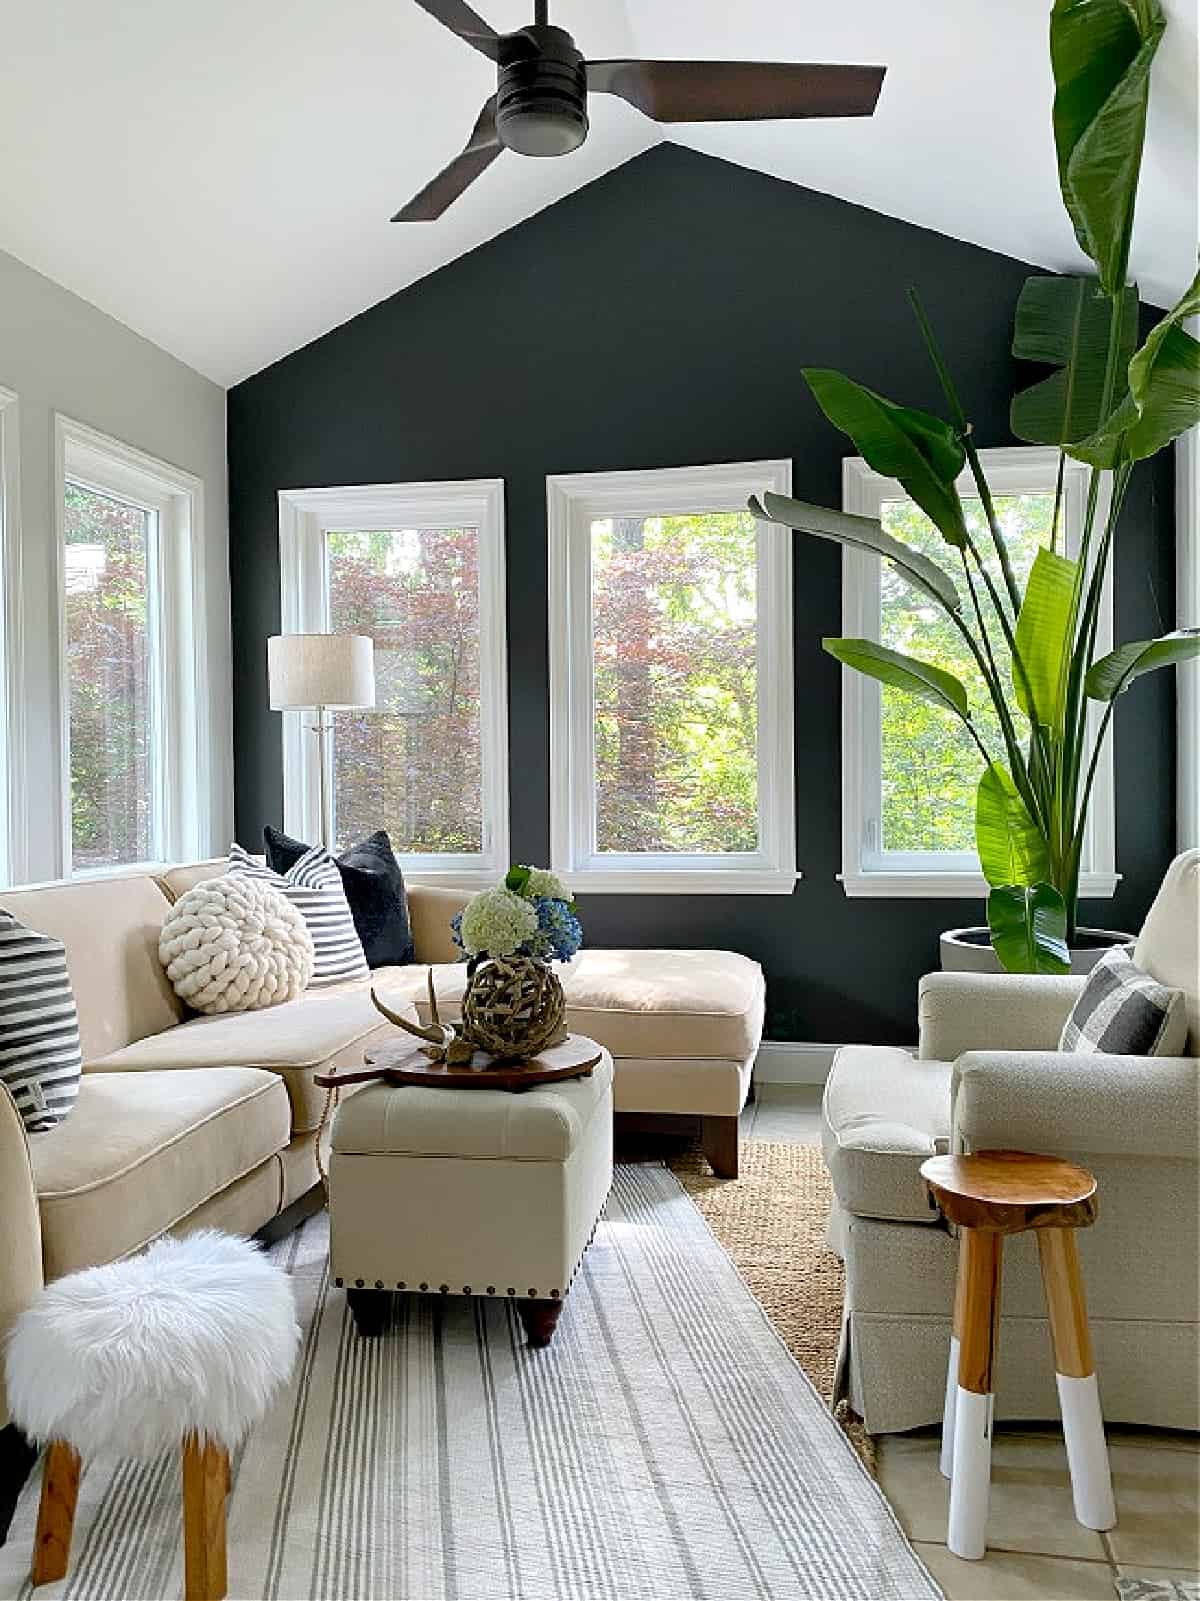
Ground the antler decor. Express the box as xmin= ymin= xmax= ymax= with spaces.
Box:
xmin=370 ymin=970 xmax=476 ymax=1065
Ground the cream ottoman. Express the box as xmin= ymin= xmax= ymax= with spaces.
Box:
xmin=328 ymin=1045 xmax=613 ymax=1345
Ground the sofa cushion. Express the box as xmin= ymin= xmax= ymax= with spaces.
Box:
xmin=0 ymin=877 xmax=183 ymax=1058
xmin=85 ymin=992 xmax=414 ymax=1134
xmin=821 ymin=1046 xmax=952 ymax=1224
xmin=332 ymin=1049 xmax=614 ymax=1162
xmin=412 ymin=949 xmax=765 ymax=1064
xmin=28 ymin=1068 xmax=290 ymax=1280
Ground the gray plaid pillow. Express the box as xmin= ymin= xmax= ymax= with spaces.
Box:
xmin=1060 ymin=947 xmax=1188 ymax=1056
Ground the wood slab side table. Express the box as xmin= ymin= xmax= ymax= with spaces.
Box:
xmin=920 ymin=1149 xmax=1117 ymax=1562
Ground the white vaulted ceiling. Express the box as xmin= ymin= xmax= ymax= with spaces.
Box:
xmin=0 ymin=0 xmax=1195 ymax=386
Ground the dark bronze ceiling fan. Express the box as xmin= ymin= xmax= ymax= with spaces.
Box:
xmin=393 ymin=0 xmax=886 ymax=221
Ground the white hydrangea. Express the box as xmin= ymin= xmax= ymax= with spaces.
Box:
xmin=522 ymin=867 xmax=569 ymax=902
xmin=458 ymin=886 xmax=538 ymax=958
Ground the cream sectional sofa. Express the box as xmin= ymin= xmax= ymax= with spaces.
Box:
xmin=0 ymin=858 xmax=764 ymax=1469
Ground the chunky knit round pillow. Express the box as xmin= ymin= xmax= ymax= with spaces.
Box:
xmin=159 ymin=874 xmax=314 ymax=1013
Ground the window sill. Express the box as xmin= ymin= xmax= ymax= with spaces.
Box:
xmin=558 ymin=868 xmax=801 ymax=895
xmin=839 ymin=869 xmax=1121 ymax=900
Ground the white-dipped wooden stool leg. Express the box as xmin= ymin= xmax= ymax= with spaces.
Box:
xmin=941 ymin=1238 xmax=970 ymax=1480
xmin=1037 ymin=1228 xmax=1116 ymax=1532
xmin=947 ymin=1228 xmax=1003 ymax=1561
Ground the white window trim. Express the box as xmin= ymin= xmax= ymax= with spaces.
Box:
xmin=840 ymin=445 xmax=1119 ymax=899
xmin=52 ymin=415 xmax=209 ymax=879
xmin=546 ymin=460 xmax=797 ymax=895
xmin=277 ymin=479 xmax=509 ymax=889
xmin=0 ymin=386 xmax=22 ymax=886
xmin=1178 ymin=425 xmax=1199 ymax=851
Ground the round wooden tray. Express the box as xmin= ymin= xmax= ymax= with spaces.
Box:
xmin=361 ymin=1034 xmax=602 ymax=1092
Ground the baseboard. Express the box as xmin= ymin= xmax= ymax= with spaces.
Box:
xmin=752 ymin=1041 xmax=839 ymax=1086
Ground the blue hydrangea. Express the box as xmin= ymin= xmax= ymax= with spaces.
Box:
xmin=525 ymin=896 xmax=583 ymax=963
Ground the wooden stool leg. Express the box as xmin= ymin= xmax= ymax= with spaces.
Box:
xmin=948 ymin=1228 xmax=1003 ymax=1561
xmin=31 ymin=1440 xmax=81 ymax=1586
xmin=182 ymin=1435 xmax=229 ymax=1601
xmin=1037 ymin=1228 xmax=1116 ymax=1532
xmin=941 ymin=1231 xmax=970 ymax=1480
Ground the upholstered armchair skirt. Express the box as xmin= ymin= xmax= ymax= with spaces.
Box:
xmin=822 ymin=850 xmax=1200 ymax=1435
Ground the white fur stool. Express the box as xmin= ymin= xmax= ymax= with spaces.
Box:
xmin=5 ymin=1231 xmax=300 ymax=1600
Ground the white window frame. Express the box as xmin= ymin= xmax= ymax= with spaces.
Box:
xmin=53 ymin=415 xmax=208 ymax=878
xmin=277 ymin=479 xmax=509 ymax=889
xmin=546 ymin=460 xmax=796 ymax=895
xmin=840 ymin=444 xmax=1118 ymax=899
xmin=1178 ymin=426 xmax=1199 ymax=851
xmin=0 ymin=386 xmax=22 ymax=886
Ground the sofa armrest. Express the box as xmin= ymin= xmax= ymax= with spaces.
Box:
xmin=406 ymin=885 xmax=472 ymax=965
xmin=918 ymin=971 xmax=1085 ymax=1060
xmin=0 ymin=1083 xmax=43 ymax=1429
xmin=951 ymin=1049 xmax=1200 ymax=1159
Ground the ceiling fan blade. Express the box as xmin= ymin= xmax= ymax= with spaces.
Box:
xmin=391 ymin=96 xmax=501 ymax=221
xmin=586 ymin=59 xmax=885 ymax=122
xmin=409 ymin=0 xmax=499 ymax=60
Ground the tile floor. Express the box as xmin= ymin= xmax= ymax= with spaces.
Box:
xmin=744 ymin=1081 xmax=1200 ymax=1601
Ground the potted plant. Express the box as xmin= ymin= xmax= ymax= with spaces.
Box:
xmin=754 ymin=0 xmax=1199 ymax=974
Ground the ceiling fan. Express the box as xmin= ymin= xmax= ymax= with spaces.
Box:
xmin=393 ymin=0 xmax=886 ymax=221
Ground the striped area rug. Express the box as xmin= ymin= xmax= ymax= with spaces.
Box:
xmin=0 ymin=1164 xmax=941 ymax=1600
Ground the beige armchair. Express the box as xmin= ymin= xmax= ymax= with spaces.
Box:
xmin=821 ymin=849 xmax=1199 ymax=1435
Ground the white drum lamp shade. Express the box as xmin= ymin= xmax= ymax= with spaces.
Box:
xmin=268 ymin=634 xmax=375 ymax=711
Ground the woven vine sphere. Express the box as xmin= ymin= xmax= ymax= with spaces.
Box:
xmin=461 ymin=957 xmax=567 ymax=1061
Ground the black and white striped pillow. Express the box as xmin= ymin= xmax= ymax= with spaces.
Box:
xmin=1059 ymin=947 xmax=1188 ymax=1056
xmin=229 ymin=843 xmax=368 ymax=987
xmin=0 ymin=911 xmax=82 ymax=1132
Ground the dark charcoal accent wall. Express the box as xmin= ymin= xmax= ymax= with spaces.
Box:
xmin=228 ymin=143 xmax=1176 ymax=1044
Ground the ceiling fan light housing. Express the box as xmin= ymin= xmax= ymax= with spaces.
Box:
xmin=496 ymin=24 xmax=588 ymax=156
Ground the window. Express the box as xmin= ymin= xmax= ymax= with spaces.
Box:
xmin=840 ymin=445 xmax=1117 ymax=897
xmin=55 ymin=417 xmax=207 ymax=876
xmin=278 ymin=481 xmax=507 ymax=886
xmin=0 ymin=386 xmax=17 ymax=885
xmin=547 ymin=462 xmax=795 ymax=893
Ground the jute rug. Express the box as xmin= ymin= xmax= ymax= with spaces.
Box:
xmin=666 ymin=1139 xmax=874 ymax=1469
xmin=0 ymin=1164 xmax=938 ymax=1601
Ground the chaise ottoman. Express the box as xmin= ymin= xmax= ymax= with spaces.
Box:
xmin=328 ymin=1044 xmax=613 ymax=1346
xmin=405 ymin=949 xmax=765 ymax=1178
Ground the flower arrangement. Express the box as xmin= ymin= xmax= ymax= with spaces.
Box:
xmin=452 ymin=864 xmax=583 ymax=967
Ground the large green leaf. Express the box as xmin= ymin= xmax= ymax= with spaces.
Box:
xmin=988 ymin=882 xmax=1071 ymax=974
xmin=1051 ymin=0 xmax=1166 ymax=295
xmin=1010 ymin=275 xmax=1138 ymax=445
xmin=976 ymin=764 xmax=1052 ymax=889
xmin=1085 ymin=628 xmax=1200 ymax=700
xmin=1013 ymin=547 xmax=1079 ymax=731
xmin=822 ymin=638 xmax=970 ymax=720
xmin=802 ymin=369 xmax=969 ymax=548
xmin=1070 ymin=265 xmax=1200 ymax=467
xmin=749 ymin=491 xmax=963 ymax=612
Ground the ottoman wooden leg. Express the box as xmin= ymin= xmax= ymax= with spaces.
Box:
xmin=948 ymin=1229 xmax=1002 ymax=1561
xmin=518 ymin=1299 xmax=564 ymax=1348
xmin=347 ymin=1288 xmax=390 ymax=1337
xmin=1037 ymin=1228 xmax=1116 ymax=1532
xmin=701 ymin=1115 xmax=739 ymax=1180
xmin=182 ymin=1435 xmax=228 ymax=1601
xmin=31 ymin=1440 xmax=80 ymax=1586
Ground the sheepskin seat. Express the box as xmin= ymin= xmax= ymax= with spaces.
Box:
xmin=159 ymin=874 xmax=314 ymax=1014
xmin=5 ymin=1231 xmax=300 ymax=1458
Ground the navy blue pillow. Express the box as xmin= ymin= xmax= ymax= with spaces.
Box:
xmin=264 ymin=827 xmax=415 ymax=969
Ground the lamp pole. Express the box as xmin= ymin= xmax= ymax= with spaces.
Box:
xmin=314 ymin=706 xmax=331 ymax=850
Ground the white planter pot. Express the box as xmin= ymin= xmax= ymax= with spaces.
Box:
xmin=940 ymin=926 xmax=1135 ymax=976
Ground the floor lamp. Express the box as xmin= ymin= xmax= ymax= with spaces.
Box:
xmin=268 ymin=634 xmax=375 ymax=849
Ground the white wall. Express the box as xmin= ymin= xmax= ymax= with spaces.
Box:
xmin=0 ymin=247 xmax=232 ymax=883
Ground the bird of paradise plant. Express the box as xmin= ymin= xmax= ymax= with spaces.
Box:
xmin=753 ymin=0 xmax=1200 ymax=972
